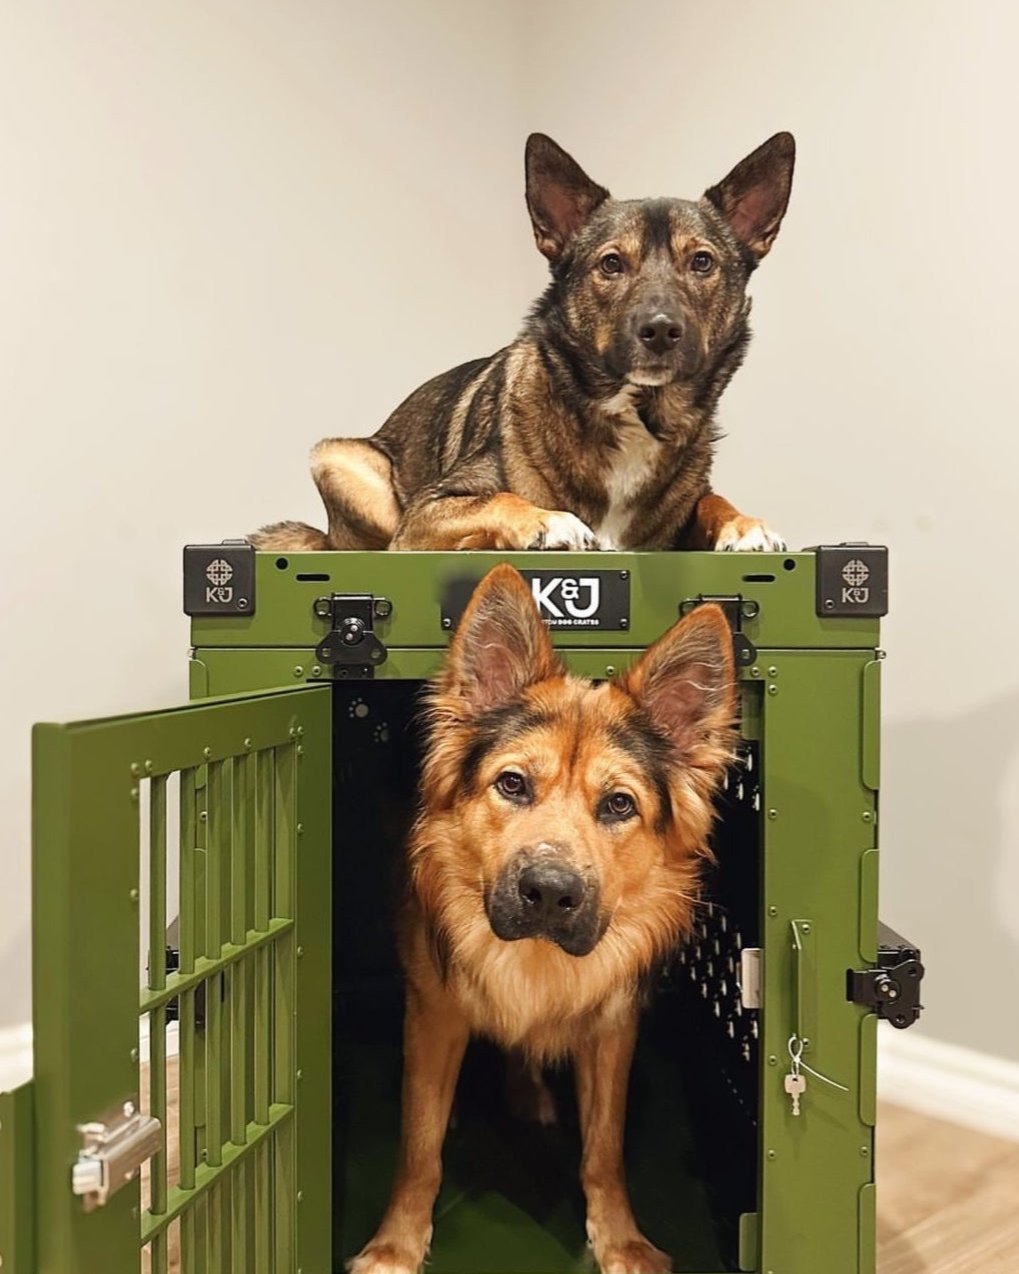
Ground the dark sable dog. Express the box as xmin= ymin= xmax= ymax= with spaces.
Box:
xmin=253 ymin=132 xmax=794 ymax=554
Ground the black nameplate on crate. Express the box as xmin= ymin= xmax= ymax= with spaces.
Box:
xmin=814 ymin=544 xmax=889 ymax=618
xmin=183 ymin=542 xmax=255 ymax=616
xmin=441 ymin=569 xmax=631 ymax=632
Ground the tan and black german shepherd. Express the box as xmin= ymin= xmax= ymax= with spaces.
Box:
xmin=254 ymin=131 xmax=794 ymax=554
xmin=350 ymin=565 xmax=737 ymax=1274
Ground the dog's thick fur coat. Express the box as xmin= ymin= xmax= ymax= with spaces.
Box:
xmin=253 ymin=132 xmax=794 ymax=555
xmin=349 ymin=566 xmax=737 ymax=1274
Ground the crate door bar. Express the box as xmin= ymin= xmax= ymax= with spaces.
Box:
xmin=30 ymin=687 xmax=331 ymax=1274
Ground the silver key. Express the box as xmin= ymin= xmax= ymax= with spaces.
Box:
xmin=784 ymin=1072 xmax=807 ymax=1116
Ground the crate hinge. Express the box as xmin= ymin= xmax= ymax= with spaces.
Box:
xmin=679 ymin=594 xmax=758 ymax=667
xmin=72 ymin=1098 xmax=162 ymax=1211
xmin=313 ymin=593 xmax=391 ymax=679
xmin=847 ymin=922 xmax=925 ymax=1029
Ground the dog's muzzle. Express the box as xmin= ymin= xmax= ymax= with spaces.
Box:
xmin=486 ymin=848 xmax=602 ymax=957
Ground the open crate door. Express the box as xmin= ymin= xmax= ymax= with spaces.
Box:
xmin=30 ymin=686 xmax=332 ymax=1274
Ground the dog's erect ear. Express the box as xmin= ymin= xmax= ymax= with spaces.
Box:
xmin=526 ymin=133 xmax=610 ymax=262
xmin=703 ymin=132 xmax=795 ymax=262
xmin=442 ymin=564 xmax=560 ymax=712
xmin=619 ymin=604 xmax=737 ymax=761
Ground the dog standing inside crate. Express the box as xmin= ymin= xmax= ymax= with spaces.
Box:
xmin=349 ymin=565 xmax=737 ymax=1274
xmin=253 ymin=131 xmax=794 ymax=555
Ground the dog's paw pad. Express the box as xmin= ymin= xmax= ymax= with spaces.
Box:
xmin=532 ymin=511 xmax=601 ymax=551
xmin=347 ymin=1243 xmax=421 ymax=1274
xmin=596 ymin=1238 xmax=673 ymax=1274
xmin=715 ymin=518 xmax=786 ymax=553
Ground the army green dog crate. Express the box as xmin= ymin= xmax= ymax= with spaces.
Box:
xmin=1 ymin=545 xmax=924 ymax=1274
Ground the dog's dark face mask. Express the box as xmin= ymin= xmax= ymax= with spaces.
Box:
xmin=525 ymin=132 xmax=795 ymax=392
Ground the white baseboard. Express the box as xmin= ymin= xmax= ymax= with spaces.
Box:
xmin=879 ymin=1030 xmax=1019 ymax=1142
xmin=0 ymin=1019 xmax=180 ymax=1094
xmin=0 ymin=1022 xmax=33 ymax=1092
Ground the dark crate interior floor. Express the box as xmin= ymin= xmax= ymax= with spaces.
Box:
xmin=333 ymin=1005 xmax=730 ymax=1274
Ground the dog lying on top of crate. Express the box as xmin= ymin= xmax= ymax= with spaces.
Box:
xmin=351 ymin=565 xmax=736 ymax=1274
xmin=251 ymin=131 xmax=794 ymax=554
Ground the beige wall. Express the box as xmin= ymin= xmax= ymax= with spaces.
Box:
xmin=0 ymin=1 xmax=535 ymax=1029
xmin=520 ymin=0 xmax=1019 ymax=1061
xmin=3 ymin=2 xmax=1017 ymax=1065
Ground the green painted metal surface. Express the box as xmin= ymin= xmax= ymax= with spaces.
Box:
xmin=21 ymin=546 xmax=884 ymax=1272
xmin=186 ymin=549 xmax=885 ymax=1273
xmin=31 ymin=687 xmax=332 ymax=1274
xmin=190 ymin=551 xmax=879 ymax=653
xmin=0 ymin=1081 xmax=36 ymax=1273
xmin=758 ymin=651 xmax=877 ymax=1274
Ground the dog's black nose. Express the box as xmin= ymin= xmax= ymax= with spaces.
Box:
xmin=637 ymin=313 xmax=683 ymax=355
xmin=518 ymin=863 xmax=586 ymax=921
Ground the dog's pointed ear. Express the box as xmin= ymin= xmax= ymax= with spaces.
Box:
xmin=441 ymin=564 xmax=560 ymax=712
xmin=619 ymin=604 xmax=737 ymax=764
xmin=526 ymin=133 xmax=610 ymax=262
xmin=703 ymin=132 xmax=795 ymax=262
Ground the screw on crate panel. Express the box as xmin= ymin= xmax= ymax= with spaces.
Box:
xmin=293 ymin=666 xmax=304 ymax=678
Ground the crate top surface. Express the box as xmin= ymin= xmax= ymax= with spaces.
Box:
xmin=186 ymin=545 xmax=885 ymax=653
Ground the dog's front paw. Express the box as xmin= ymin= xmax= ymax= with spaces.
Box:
xmin=347 ymin=1242 xmax=422 ymax=1274
xmin=714 ymin=517 xmax=786 ymax=552
xmin=594 ymin=1237 xmax=673 ymax=1274
xmin=529 ymin=511 xmax=601 ymax=551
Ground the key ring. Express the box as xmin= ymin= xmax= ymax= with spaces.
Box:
xmin=787 ymin=1035 xmax=849 ymax=1093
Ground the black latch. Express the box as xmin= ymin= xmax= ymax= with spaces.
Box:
xmin=848 ymin=922 xmax=925 ymax=1029
xmin=679 ymin=594 xmax=758 ymax=667
xmin=313 ymin=594 xmax=391 ymax=678
xmin=157 ymin=947 xmax=206 ymax=1029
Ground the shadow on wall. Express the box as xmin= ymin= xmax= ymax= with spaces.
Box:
xmin=881 ymin=686 xmax=1019 ymax=1062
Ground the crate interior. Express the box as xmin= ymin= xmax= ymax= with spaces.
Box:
xmin=330 ymin=680 xmax=761 ymax=1274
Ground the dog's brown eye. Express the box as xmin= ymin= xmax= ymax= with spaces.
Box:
xmin=690 ymin=250 xmax=715 ymax=275
xmin=601 ymin=792 xmax=636 ymax=821
xmin=599 ymin=252 xmax=625 ymax=276
xmin=495 ymin=771 xmax=529 ymax=801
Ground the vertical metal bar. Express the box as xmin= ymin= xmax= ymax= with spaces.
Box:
xmin=178 ymin=769 xmax=198 ymax=1194
xmin=205 ymin=760 xmax=225 ymax=1169
xmin=253 ymin=1136 xmax=271 ymax=1274
xmin=273 ymin=741 xmax=297 ymax=1270
xmin=205 ymin=759 xmax=225 ymax=1274
xmin=254 ymin=750 xmax=272 ymax=1129
xmin=230 ymin=755 xmax=250 ymax=1145
xmin=230 ymin=752 xmax=252 ymax=1274
xmin=148 ymin=774 xmax=169 ymax=1274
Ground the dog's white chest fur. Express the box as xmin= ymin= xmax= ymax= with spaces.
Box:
xmin=595 ymin=387 xmax=661 ymax=549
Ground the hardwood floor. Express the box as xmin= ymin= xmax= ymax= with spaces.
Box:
xmin=877 ymin=1103 xmax=1019 ymax=1273
xmin=140 ymin=1059 xmax=1019 ymax=1273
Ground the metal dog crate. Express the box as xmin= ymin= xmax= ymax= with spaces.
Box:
xmin=0 ymin=545 xmax=923 ymax=1274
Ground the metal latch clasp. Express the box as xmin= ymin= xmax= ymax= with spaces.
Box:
xmin=678 ymin=594 xmax=759 ymax=667
xmin=72 ymin=1100 xmax=162 ymax=1210
xmin=312 ymin=593 xmax=390 ymax=677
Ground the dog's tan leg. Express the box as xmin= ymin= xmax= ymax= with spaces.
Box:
xmin=390 ymin=491 xmax=599 ymax=551
xmin=575 ymin=1010 xmax=672 ymax=1274
xmin=348 ymin=984 xmax=469 ymax=1274
xmin=685 ymin=491 xmax=786 ymax=553
xmin=312 ymin=438 xmax=402 ymax=549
